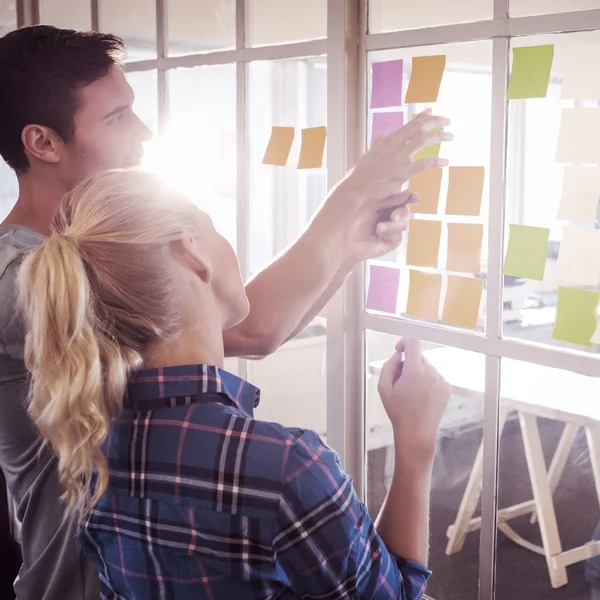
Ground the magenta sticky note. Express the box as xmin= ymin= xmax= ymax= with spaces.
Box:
xmin=370 ymin=111 xmax=405 ymax=147
xmin=366 ymin=264 xmax=400 ymax=314
xmin=371 ymin=59 xmax=404 ymax=109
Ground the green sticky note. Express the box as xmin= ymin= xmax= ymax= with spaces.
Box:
xmin=507 ymin=45 xmax=554 ymax=100
xmin=412 ymin=113 xmax=442 ymax=161
xmin=553 ymin=286 xmax=600 ymax=347
xmin=503 ymin=224 xmax=549 ymax=281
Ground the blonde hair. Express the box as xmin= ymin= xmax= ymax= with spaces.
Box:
xmin=17 ymin=169 xmax=202 ymax=518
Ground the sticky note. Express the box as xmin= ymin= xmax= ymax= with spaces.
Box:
xmin=591 ymin=321 xmax=600 ymax=344
xmin=405 ymin=55 xmax=446 ymax=103
xmin=557 ymin=167 xmax=600 ymax=222
xmin=447 ymin=223 xmax=484 ymax=274
xmin=556 ymin=226 xmax=600 ymax=287
xmin=298 ymin=126 xmax=327 ymax=169
xmin=262 ymin=126 xmax=294 ymax=166
xmin=409 ymin=168 xmax=443 ymax=215
xmin=445 ymin=167 xmax=485 ymax=216
xmin=405 ymin=270 xmax=442 ymax=321
xmin=366 ymin=264 xmax=400 ymax=314
xmin=411 ymin=113 xmax=442 ymax=161
xmin=371 ymin=59 xmax=404 ymax=109
xmin=406 ymin=219 xmax=442 ymax=268
xmin=507 ymin=45 xmax=554 ymax=100
xmin=556 ymin=108 xmax=600 ymax=165
xmin=503 ymin=224 xmax=549 ymax=281
xmin=561 ymin=44 xmax=600 ymax=100
xmin=441 ymin=275 xmax=483 ymax=329
xmin=553 ymin=286 xmax=600 ymax=347
xmin=370 ymin=112 xmax=404 ymax=147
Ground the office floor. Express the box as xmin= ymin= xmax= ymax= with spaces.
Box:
xmin=368 ymin=418 xmax=598 ymax=600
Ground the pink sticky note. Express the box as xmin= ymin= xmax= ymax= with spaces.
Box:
xmin=370 ymin=111 xmax=404 ymax=147
xmin=366 ymin=264 xmax=400 ymax=314
xmin=371 ymin=59 xmax=404 ymax=109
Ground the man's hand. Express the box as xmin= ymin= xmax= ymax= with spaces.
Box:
xmin=346 ymin=190 xmax=417 ymax=265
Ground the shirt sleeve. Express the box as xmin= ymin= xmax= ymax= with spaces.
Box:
xmin=272 ymin=430 xmax=431 ymax=600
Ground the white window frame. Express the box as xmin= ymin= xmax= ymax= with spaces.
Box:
xmin=17 ymin=1 xmax=600 ymax=597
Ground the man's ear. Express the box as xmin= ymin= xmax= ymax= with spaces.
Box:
xmin=21 ymin=124 xmax=62 ymax=165
xmin=170 ymin=238 xmax=212 ymax=284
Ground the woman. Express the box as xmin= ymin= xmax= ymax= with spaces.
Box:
xmin=18 ymin=169 xmax=451 ymax=599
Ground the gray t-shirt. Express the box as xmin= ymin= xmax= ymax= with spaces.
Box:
xmin=0 ymin=224 xmax=100 ymax=600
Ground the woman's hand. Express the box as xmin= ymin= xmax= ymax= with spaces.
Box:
xmin=378 ymin=338 xmax=451 ymax=461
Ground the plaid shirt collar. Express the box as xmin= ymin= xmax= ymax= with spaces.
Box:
xmin=124 ymin=364 xmax=261 ymax=417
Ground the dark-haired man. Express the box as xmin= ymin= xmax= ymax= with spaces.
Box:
xmin=0 ymin=24 xmax=450 ymax=600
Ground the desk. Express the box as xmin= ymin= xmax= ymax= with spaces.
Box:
xmin=370 ymin=347 xmax=600 ymax=589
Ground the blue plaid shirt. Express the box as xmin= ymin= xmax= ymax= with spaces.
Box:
xmin=76 ymin=365 xmax=431 ymax=599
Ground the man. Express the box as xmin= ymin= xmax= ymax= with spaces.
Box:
xmin=0 ymin=25 xmax=450 ymax=600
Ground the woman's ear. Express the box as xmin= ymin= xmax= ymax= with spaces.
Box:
xmin=169 ymin=238 xmax=212 ymax=283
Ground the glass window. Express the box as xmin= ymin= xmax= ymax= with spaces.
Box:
xmin=366 ymin=43 xmax=492 ymax=334
xmin=497 ymin=359 xmax=600 ymax=598
xmin=511 ymin=0 xmax=600 ymax=17
xmin=0 ymin=0 xmax=16 ymax=37
xmin=245 ymin=0 xmax=326 ymax=48
xmin=366 ymin=331 xmax=484 ymax=598
xmin=368 ymin=0 xmax=492 ymax=34
xmin=503 ymin=31 xmax=600 ymax=354
xmin=248 ymin=57 xmax=327 ymax=275
xmin=251 ymin=319 xmax=327 ymax=434
xmin=126 ymin=70 xmax=158 ymax=136
xmin=152 ymin=65 xmax=237 ymax=247
xmin=168 ymin=0 xmax=235 ymax=56
xmin=39 ymin=0 xmax=92 ymax=30
xmin=98 ymin=0 xmax=156 ymax=61
xmin=0 ymin=160 xmax=17 ymax=222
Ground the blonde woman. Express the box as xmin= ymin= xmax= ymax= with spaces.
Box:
xmin=18 ymin=169 xmax=450 ymax=600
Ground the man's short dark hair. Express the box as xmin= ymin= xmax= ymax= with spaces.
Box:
xmin=0 ymin=25 xmax=125 ymax=172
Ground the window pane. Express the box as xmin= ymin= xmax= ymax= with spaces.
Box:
xmin=369 ymin=0 xmax=492 ymax=33
xmin=168 ymin=0 xmax=235 ymax=56
xmin=0 ymin=160 xmax=17 ymax=222
xmin=126 ymin=70 xmax=158 ymax=136
xmin=40 ymin=0 xmax=91 ymax=30
xmin=98 ymin=0 xmax=156 ymax=61
xmin=0 ymin=0 xmax=16 ymax=37
xmin=245 ymin=0 xmax=326 ymax=47
xmin=248 ymin=57 xmax=327 ymax=275
xmin=366 ymin=332 xmax=483 ymax=598
xmin=510 ymin=0 xmax=600 ymax=17
xmin=503 ymin=32 xmax=600 ymax=355
xmin=251 ymin=319 xmax=327 ymax=434
xmin=366 ymin=43 xmax=492 ymax=334
xmin=498 ymin=359 xmax=600 ymax=599
xmin=155 ymin=66 xmax=237 ymax=247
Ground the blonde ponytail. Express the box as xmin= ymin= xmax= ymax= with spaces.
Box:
xmin=17 ymin=169 xmax=201 ymax=518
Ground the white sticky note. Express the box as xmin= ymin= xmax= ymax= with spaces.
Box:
xmin=557 ymin=167 xmax=600 ymax=221
xmin=592 ymin=321 xmax=600 ymax=344
xmin=556 ymin=109 xmax=600 ymax=165
xmin=557 ymin=226 xmax=600 ymax=286
xmin=561 ymin=44 xmax=600 ymax=100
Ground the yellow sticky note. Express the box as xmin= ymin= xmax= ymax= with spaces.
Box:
xmin=442 ymin=275 xmax=483 ymax=329
xmin=446 ymin=166 xmax=485 ymax=216
xmin=262 ymin=126 xmax=295 ymax=166
xmin=557 ymin=166 xmax=600 ymax=222
xmin=556 ymin=108 xmax=600 ymax=165
xmin=411 ymin=113 xmax=443 ymax=161
xmin=553 ymin=286 xmax=600 ymax=347
xmin=507 ymin=45 xmax=554 ymax=100
xmin=447 ymin=223 xmax=484 ymax=274
xmin=405 ymin=270 xmax=442 ymax=322
xmin=298 ymin=126 xmax=327 ymax=169
xmin=406 ymin=219 xmax=442 ymax=269
xmin=409 ymin=168 xmax=443 ymax=215
xmin=405 ymin=55 xmax=446 ymax=103
xmin=556 ymin=226 xmax=600 ymax=287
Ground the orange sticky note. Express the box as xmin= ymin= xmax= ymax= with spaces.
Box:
xmin=409 ymin=168 xmax=443 ymax=215
xmin=447 ymin=223 xmax=484 ymax=274
xmin=298 ymin=126 xmax=327 ymax=169
xmin=405 ymin=270 xmax=442 ymax=321
xmin=262 ymin=126 xmax=294 ymax=166
xmin=441 ymin=275 xmax=483 ymax=329
xmin=406 ymin=219 xmax=442 ymax=269
xmin=405 ymin=55 xmax=446 ymax=103
xmin=446 ymin=166 xmax=485 ymax=216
